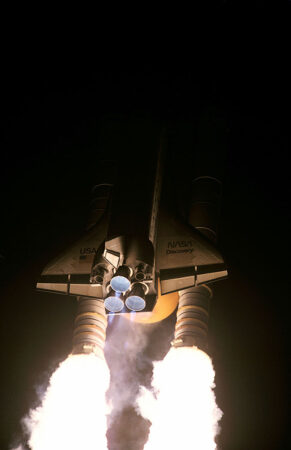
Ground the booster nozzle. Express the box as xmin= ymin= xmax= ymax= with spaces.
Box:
xmin=72 ymin=297 xmax=107 ymax=359
xmin=174 ymin=285 xmax=212 ymax=354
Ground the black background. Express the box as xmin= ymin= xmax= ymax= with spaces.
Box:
xmin=1 ymin=5 xmax=290 ymax=449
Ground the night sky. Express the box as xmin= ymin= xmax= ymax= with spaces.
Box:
xmin=1 ymin=7 xmax=290 ymax=449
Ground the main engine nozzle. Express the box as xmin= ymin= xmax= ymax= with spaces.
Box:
xmin=172 ymin=285 xmax=212 ymax=354
xmin=125 ymin=282 xmax=149 ymax=311
xmin=110 ymin=265 xmax=132 ymax=293
xmin=104 ymin=289 xmax=125 ymax=313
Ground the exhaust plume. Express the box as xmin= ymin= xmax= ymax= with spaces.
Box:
xmin=105 ymin=316 xmax=152 ymax=423
xmin=105 ymin=315 xmax=153 ymax=450
xmin=19 ymin=354 xmax=110 ymax=450
xmin=137 ymin=346 xmax=222 ymax=450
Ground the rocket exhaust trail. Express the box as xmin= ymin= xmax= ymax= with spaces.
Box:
xmin=22 ymin=355 xmax=110 ymax=450
xmin=19 ymin=298 xmax=110 ymax=450
xmin=137 ymin=286 xmax=222 ymax=450
xmin=138 ymin=347 xmax=222 ymax=450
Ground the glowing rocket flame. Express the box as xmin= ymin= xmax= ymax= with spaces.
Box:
xmin=137 ymin=346 xmax=222 ymax=450
xmin=22 ymin=354 xmax=110 ymax=450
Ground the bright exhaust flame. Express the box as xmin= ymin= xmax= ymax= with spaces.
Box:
xmin=22 ymin=354 xmax=110 ymax=450
xmin=138 ymin=346 xmax=222 ymax=450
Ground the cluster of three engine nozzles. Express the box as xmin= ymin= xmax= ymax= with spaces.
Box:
xmin=105 ymin=265 xmax=148 ymax=313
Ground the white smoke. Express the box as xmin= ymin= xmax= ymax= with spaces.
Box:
xmin=105 ymin=315 xmax=152 ymax=424
xmin=137 ymin=346 xmax=223 ymax=450
xmin=11 ymin=318 xmax=222 ymax=449
xmin=17 ymin=354 xmax=110 ymax=450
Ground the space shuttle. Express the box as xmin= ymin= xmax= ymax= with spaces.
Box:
xmin=36 ymin=116 xmax=228 ymax=356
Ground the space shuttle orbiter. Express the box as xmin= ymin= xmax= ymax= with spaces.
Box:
xmin=36 ymin=117 xmax=228 ymax=356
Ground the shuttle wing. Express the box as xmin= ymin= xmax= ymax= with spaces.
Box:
xmin=156 ymin=209 xmax=227 ymax=294
xmin=36 ymin=214 xmax=108 ymax=298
